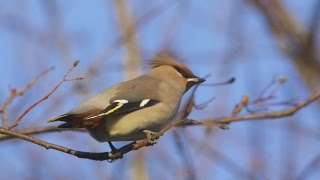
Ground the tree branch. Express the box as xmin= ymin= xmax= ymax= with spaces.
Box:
xmin=0 ymin=90 xmax=319 ymax=161
xmin=0 ymin=126 xmax=85 ymax=140
xmin=181 ymin=90 xmax=320 ymax=126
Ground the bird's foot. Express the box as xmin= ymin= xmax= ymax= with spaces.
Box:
xmin=107 ymin=141 xmax=123 ymax=162
xmin=107 ymin=152 xmax=123 ymax=163
xmin=143 ymin=130 xmax=159 ymax=145
xmin=108 ymin=141 xmax=118 ymax=152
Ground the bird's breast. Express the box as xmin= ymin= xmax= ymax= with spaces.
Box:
xmin=89 ymin=101 xmax=180 ymax=142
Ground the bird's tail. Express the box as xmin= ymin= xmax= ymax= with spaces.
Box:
xmin=47 ymin=112 xmax=103 ymax=129
xmin=47 ymin=114 xmax=69 ymax=123
xmin=47 ymin=114 xmax=81 ymax=128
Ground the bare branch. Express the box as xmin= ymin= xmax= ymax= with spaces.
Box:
xmin=0 ymin=66 xmax=55 ymax=128
xmin=0 ymin=127 xmax=78 ymax=156
xmin=183 ymin=90 xmax=320 ymax=126
xmin=232 ymin=95 xmax=249 ymax=116
xmin=8 ymin=61 xmax=81 ymax=129
xmin=0 ymin=126 xmax=85 ymax=141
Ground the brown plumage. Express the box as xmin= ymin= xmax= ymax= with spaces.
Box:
xmin=149 ymin=51 xmax=196 ymax=78
xmin=54 ymin=108 xmax=104 ymax=129
xmin=48 ymin=52 xmax=205 ymax=144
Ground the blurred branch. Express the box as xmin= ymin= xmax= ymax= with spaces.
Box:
xmin=112 ymin=1 xmax=143 ymax=176
xmin=86 ymin=2 xmax=175 ymax=78
xmin=42 ymin=1 xmax=71 ymax=62
xmin=172 ymin=131 xmax=196 ymax=180
xmin=159 ymin=1 xmax=189 ymax=49
xmin=248 ymin=0 xmax=304 ymax=46
xmin=295 ymin=153 xmax=320 ymax=180
xmin=186 ymin=131 xmax=256 ymax=180
xmin=248 ymin=0 xmax=320 ymax=91
xmin=305 ymin=0 xmax=320 ymax=60
xmin=113 ymin=0 xmax=140 ymax=80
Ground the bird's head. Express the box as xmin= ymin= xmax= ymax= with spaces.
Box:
xmin=148 ymin=52 xmax=205 ymax=93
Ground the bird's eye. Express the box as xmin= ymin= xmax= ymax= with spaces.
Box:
xmin=174 ymin=66 xmax=188 ymax=78
xmin=178 ymin=69 xmax=187 ymax=77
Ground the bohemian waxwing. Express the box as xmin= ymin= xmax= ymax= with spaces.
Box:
xmin=48 ymin=52 xmax=205 ymax=150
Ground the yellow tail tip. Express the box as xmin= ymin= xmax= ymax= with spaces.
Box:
xmin=47 ymin=114 xmax=68 ymax=123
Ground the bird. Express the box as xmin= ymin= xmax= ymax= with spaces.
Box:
xmin=48 ymin=52 xmax=205 ymax=151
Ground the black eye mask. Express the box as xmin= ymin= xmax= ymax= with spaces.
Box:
xmin=173 ymin=66 xmax=194 ymax=79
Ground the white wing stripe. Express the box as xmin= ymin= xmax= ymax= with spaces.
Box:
xmin=114 ymin=99 xmax=129 ymax=104
xmin=140 ymin=99 xmax=150 ymax=107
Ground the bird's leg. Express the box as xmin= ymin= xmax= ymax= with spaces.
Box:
xmin=107 ymin=141 xmax=123 ymax=162
xmin=142 ymin=130 xmax=159 ymax=145
xmin=108 ymin=141 xmax=117 ymax=151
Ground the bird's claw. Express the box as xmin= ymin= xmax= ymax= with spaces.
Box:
xmin=219 ymin=124 xmax=229 ymax=130
xmin=107 ymin=152 xmax=123 ymax=163
xmin=143 ymin=130 xmax=159 ymax=145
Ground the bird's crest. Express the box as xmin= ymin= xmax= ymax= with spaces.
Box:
xmin=149 ymin=51 xmax=194 ymax=76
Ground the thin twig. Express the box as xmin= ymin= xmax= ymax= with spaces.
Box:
xmin=0 ymin=66 xmax=55 ymax=128
xmin=8 ymin=61 xmax=82 ymax=129
xmin=182 ymin=90 xmax=320 ymax=126
xmin=253 ymin=76 xmax=287 ymax=105
xmin=249 ymin=0 xmax=320 ymax=97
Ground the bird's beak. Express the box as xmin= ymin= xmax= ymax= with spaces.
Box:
xmin=187 ymin=77 xmax=205 ymax=84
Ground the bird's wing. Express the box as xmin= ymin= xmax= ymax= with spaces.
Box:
xmin=47 ymin=97 xmax=159 ymax=128
xmin=84 ymin=75 xmax=162 ymax=120
xmin=84 ymin=99 xmax=159 ymax=120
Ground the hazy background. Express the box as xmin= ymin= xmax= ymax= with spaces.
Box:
xmin=0 ymin=0 xmax=319 ymax=179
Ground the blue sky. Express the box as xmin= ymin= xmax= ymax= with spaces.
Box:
xmin=0 ymin=0 xmax=319 ymax=179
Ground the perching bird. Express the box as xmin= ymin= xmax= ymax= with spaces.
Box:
xmin=48 ymin=53 xmax=205 ymax=150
